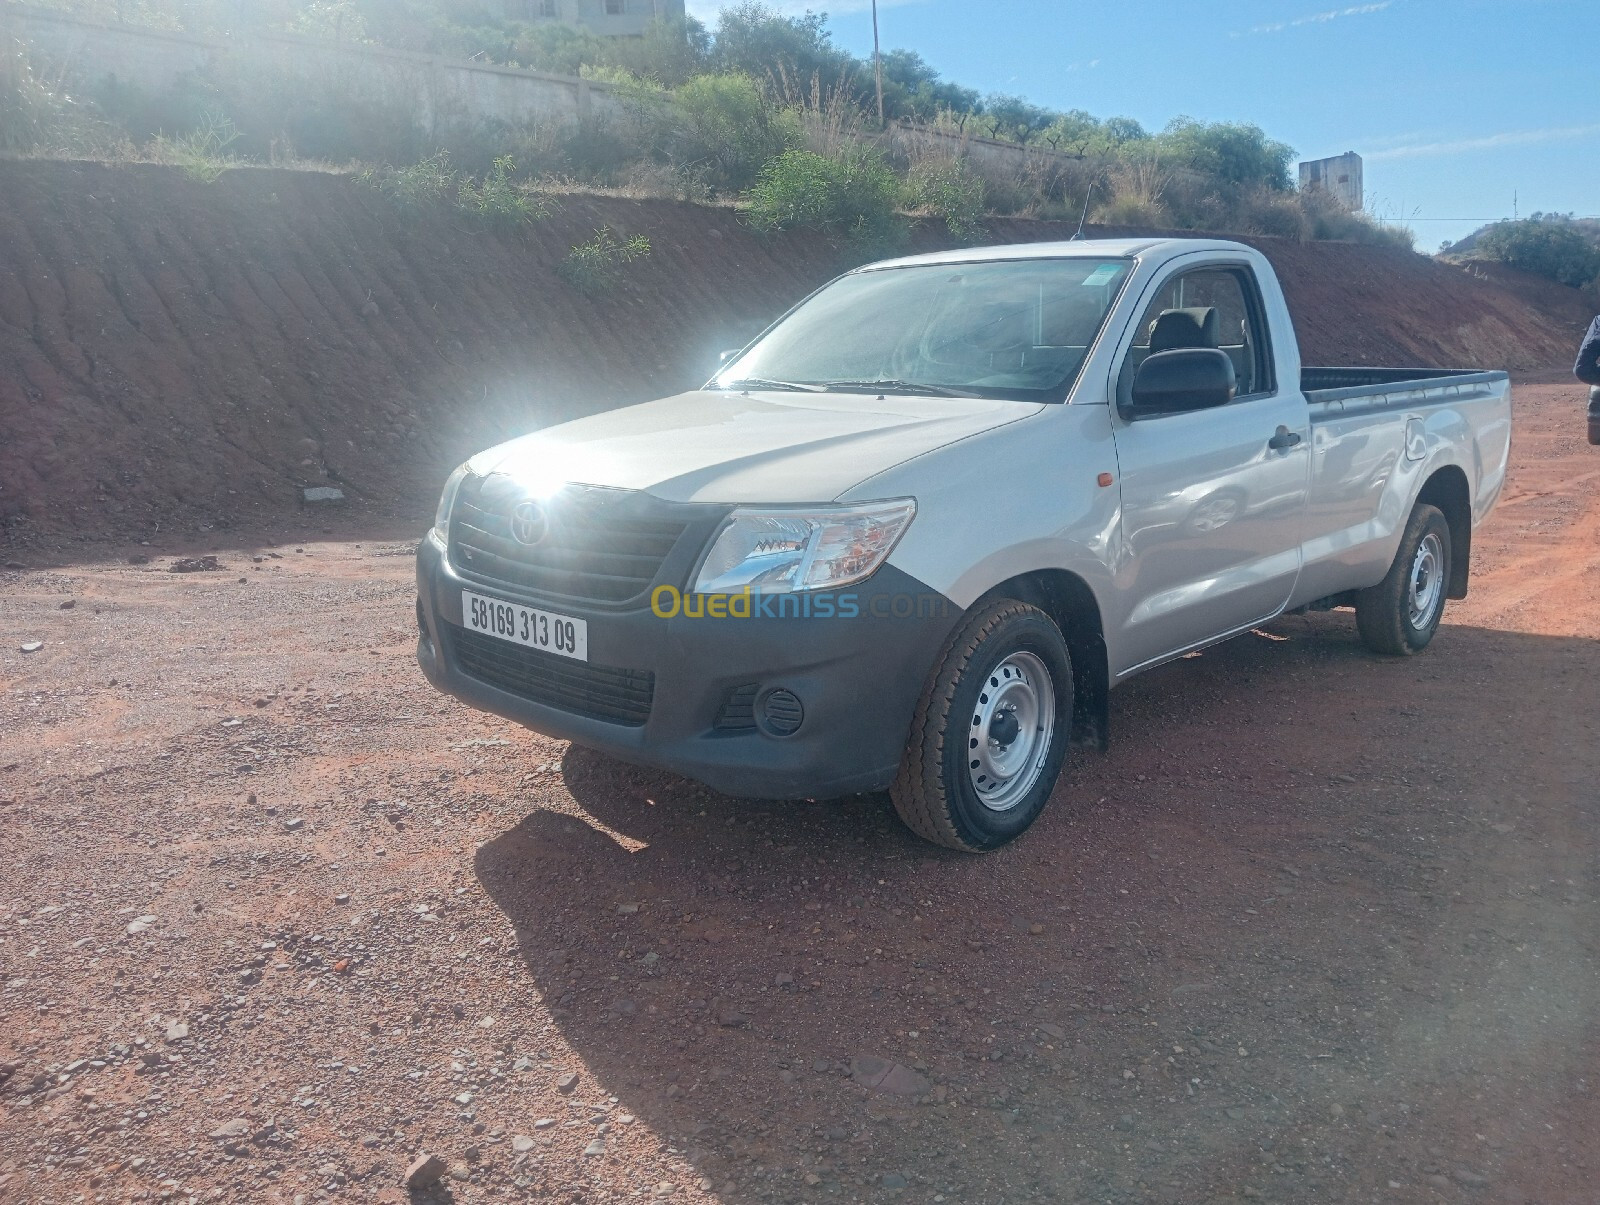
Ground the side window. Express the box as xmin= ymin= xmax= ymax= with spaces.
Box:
xmin=1119 ymin=266 xmax=1273 ymax=406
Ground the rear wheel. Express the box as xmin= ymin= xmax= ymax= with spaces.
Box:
xmin=890 ymin=599 xmax=1073 ymax=852
xmin=1355 ymin=503 xmax=1451 ymax=656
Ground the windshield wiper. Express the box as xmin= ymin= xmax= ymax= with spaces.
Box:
xmin=719 ymin=377 xmax=826 ymax=393
xmin=819 ymin=379 xmax=974 ymax=398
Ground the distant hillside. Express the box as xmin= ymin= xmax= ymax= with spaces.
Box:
xmin=1444 ymin=215 xmax=1600 ymax=257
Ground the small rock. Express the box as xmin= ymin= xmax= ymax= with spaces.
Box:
xmin=127 ymin=554 xmax=150 ymax=565
xmin=165 ymin=1021 xmax=189 ymax=1043
xmin=583 ymin=1138 xmax=606 ymax=1157
xmin=2 ymin=560 xmax=25 ymax=570
xmin=717 ymin=1010 xmax=750 ymax=1028
xmin=1029 ymin=923 xmax=1044 ymax=935
xmin=402 ymin=1152 xmax=448 ymax=1189
xmin=882 ymin=1172 xmax=908 ymax=1189
xmin=555 ymin=1071 xmax=579 ymax=1094
xmin=851 ymin=1056 xmax=930 ymax=1097
xmin=169 ymin=556 xmax=221 ymax=574
xmin=1454 ymin=1169 xmax=1489 ymax=1188
xmin=774 ymin=973 xmax=794 ymax=988
xmin=20 ymin=641 xmax=42 ymax=654
xmin=511 ymin=1135 xmax=536 ymax=1153
xmin=209 ymin=1118 xmax=250 ymax=1141
xmin=533 ymin=1118 xmax=555 ymax=1130
xmin=334 ymin=893 xmax=350 ymax=905
xmin=301 ymin=487 xmax=346 ymax=505
xmin=616 ymin=902 xmax=640 ymax=914
xmin=59 ymin=599 xmax=75 ymax=610
xmin=284 ymin=818 xmax=304 ymax=831
xmin=126 ymin=915 xmax=156 ymax=935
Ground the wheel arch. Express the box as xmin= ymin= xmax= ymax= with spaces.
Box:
xmin=979 ymin=569 xmax=1110 ymax=752
xmin=1416 ymin=463 xmax=1472 ymax=599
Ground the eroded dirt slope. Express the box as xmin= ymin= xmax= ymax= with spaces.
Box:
xmin=0 ymin=159 xmax=1592 ymax=550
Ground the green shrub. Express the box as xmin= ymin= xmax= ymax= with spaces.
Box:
xmin=745 ymin=146 xmax=907 ymax=260
xmin=904 ymin=157 xmax=987 ymax=243
xmin=457 ymin=155 xmax=550 ymax=223
xmin=1475 ymin=219 xmax=1600 ymax=289
xmin=361 ymin=152 xmax=550 ymax=224
xmin=1 ymin=42 xmax=125 ymax=156
xmin=359 ymin=151 xmax=458 ymax=207
xmin=557 ymin=226 xmax=652 ymax=293
xmin=148 ymin=109 xmax=241 ymax=182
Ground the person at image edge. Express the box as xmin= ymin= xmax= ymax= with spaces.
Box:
xmin=1575 ymin=312 xmax=1600 ymax=445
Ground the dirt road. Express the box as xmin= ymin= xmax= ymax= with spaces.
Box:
xmin=2 ymin=380 xmax=1597 ymax=1204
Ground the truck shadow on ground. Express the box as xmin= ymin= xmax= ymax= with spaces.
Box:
xmin=473 ymin=612 xmax=1599 ymax=1202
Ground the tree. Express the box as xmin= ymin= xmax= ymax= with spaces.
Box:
xmin=711 ymin=2 xmax=857 ymax=97
xmin=876 ymin=49 xmax=978 ymax=123
xmin=1157 ymin=117 xmax=1294 ymax=191
xmin=983 ymin=93 xmax=1056 ymax=145
xmin=600 ymin=16 xmax=711 ymax=88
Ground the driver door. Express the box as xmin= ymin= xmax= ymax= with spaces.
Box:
xmin=1108 ymin=264 xmax=1309 ymax=675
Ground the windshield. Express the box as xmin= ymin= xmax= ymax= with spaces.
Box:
xmin=713 ymin=257 xmax=1131 ymax=403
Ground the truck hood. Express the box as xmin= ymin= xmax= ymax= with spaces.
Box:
xmin=469 ymin=389 xmax=1044 ymax=504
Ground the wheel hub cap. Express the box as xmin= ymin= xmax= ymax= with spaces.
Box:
xmin=967 ymin=651 xmax=1056 ymax=813
xmin=1408 ymin=532 xmax=1445 ymax=629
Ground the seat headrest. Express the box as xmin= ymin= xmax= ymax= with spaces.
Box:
xmin=1148 ymin=307 xmax=1220 ymax=353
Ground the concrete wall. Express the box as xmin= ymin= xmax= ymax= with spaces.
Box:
xmin=2 ymin=2 xmax=627 ymax=137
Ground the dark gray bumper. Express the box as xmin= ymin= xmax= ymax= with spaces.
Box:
xmin=414 ymin=534 xmax=962 ymax=799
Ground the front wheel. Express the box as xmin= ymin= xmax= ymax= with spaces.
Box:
xmin=890 ymin=599 xmax=1073 ymax=852
xmin=1355 ymin=503 xmax=1451 ymax=656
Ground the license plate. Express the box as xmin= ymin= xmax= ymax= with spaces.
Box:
xmin=462 ymin=590 xmax=588 ymax=662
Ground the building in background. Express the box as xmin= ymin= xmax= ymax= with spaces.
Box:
xmin=1299 ymin=152 xmax=1364 ymax=211
xmin=501 ymin=0 xmax=686 ymax=37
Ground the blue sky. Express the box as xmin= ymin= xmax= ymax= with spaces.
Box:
xmin=686 ymin=0 xmax=1595 ymax=249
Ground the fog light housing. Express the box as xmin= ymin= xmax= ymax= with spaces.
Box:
xmin=760 ymin=689 xmax=804 ymax=737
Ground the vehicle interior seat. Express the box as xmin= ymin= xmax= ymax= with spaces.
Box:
xmin=1148 ymin=306 xmax=1220 ymax=352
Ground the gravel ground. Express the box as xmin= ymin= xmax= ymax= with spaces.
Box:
xmin=1 ymin=380 xmax=1597 ymax=1204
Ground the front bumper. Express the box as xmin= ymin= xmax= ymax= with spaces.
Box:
xmin=414 ymin=533 xmax=961 ymax=799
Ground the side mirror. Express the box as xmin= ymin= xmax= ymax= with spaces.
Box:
xmin=1127 ymin=348 xmax=1237 ymax=420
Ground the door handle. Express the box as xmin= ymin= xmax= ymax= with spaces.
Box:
xmin=1268 ymin=425 xmax=1302 ymax=451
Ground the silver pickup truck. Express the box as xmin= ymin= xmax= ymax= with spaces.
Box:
xmin=416 ymin=238 xmax=1511 ymax=851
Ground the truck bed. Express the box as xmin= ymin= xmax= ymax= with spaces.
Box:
xmin=1302 ymin=366 xmax=1508 ymax=401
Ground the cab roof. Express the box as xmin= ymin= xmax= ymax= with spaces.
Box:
xmin=857 ymin=237 xmax=1257 ymax=272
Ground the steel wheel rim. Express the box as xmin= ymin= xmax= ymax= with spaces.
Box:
xmin=1408 ymin=532 xmax=1445 ymax=629
xmin=967 ymin=650 xmax=1056 ymax=813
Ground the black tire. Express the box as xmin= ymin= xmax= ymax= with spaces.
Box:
xmin=889 ymin=599 xmax=1073 ymax=852
xmin=1355 ymin=503 xmax=1451 ymax=656
xmin=1588 ymin=387 xmax=1600 ymax=446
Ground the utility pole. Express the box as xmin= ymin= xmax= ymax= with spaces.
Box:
xmin=872 ymin=0 xmax=885 ymax=128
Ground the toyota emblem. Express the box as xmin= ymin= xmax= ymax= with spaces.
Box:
xmin=509 ymin=500 xmax=547 ymax=546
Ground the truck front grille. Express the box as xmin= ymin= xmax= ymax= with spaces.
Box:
xmin=447 ymin=623 xmax=654 ymax=727
xmin=450 ymin=475 xmax=688 ymax=605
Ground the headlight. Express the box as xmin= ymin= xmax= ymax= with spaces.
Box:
xmin=431 ymin=464 xmax=471 ymax=547
xmin=693 ymin=500 xmax=916 ymax=595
